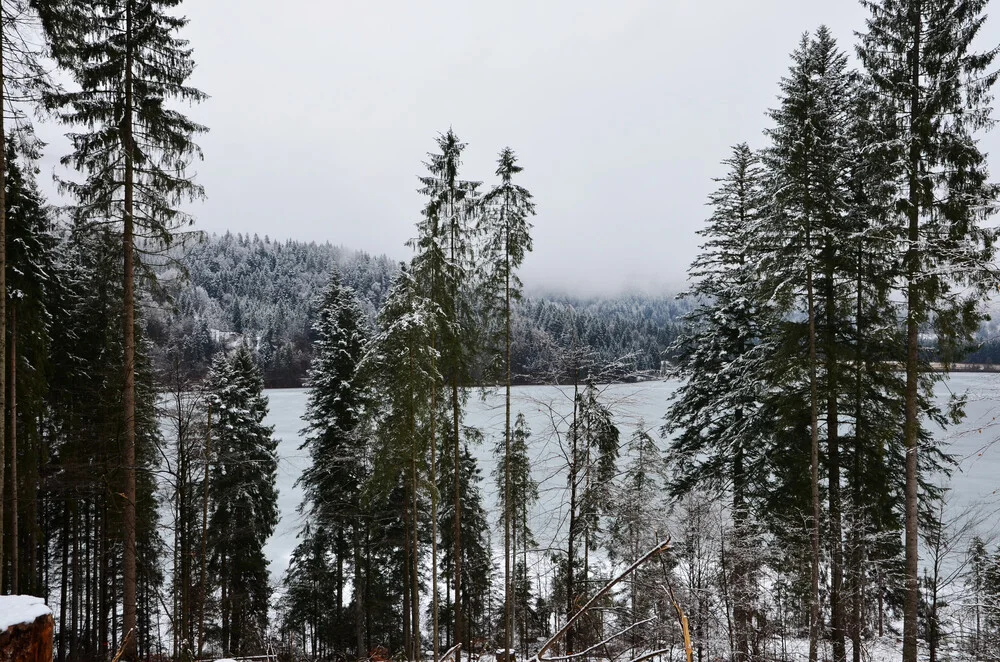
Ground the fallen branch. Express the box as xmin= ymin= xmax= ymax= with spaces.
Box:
xmin=536 ymin=538 xmax=676 ymax=662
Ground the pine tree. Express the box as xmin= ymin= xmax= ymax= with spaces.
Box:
xmin=493 ymin=412 xmax=538 ymax=657
xmin=760 ymin=28 xmax=857 ymax=661
xmin=481 ymin=146 xmax=535 ymax=657
xmin=365 ymin=265 xmax=440 ymax=658
xmin=663 ymin=142 xmax=771 ymax=662
xmin=566 ymin=380 xmax=619 ymax=652
xmin=0 ymin=0 xmax=57 ymax=586
xmin=43 ymin=3 xmax=206 ymax=655
xmin=206 ymin=346 xmax=278 ymax=657
xmin=2 ymin=136 xmax=55 ymax=593
xmin=858 ymin=3 xmax=1000 ymax=659
xmin=296 ymin=271 xmax=371 ymax=657
xmin=410 ymin=129 xmax=482 ymax=659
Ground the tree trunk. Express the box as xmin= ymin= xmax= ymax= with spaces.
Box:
xmin=0 ymin=8 xmax=8 ymax=597
xmin=121 ymin=4 xmax=138 ymax=660
xmin=807 ymin=262 xmax=821 ymax=662
xmin=410 ymin=455 xmax=421 ymax=660
xmin=566 ymin=377 xmax=579 ymax=655
xmin=354 ymin=532 xmax=365 ymax=660
xmin=850 ymin=249 xmax=865 ymax=662
xmin=452 ymin=378 xmax=463 ymax=662
xmin=198 ymin=403 xmax=211 ymax=657
xmin=825 ymin=261 xmax=846 ymax=662
xmin=732 ymin=429 xmax=749 ymax=662
xmin=57 ymin=506 xmax=68 ymax=662
xmin=504 ymin=242 xmax=513 ymax=660
xmin=430 ymin=378 xmax=439 ymax=660
xmin=6 ymin=306 xmax=15 ymax=595
xmin=901 ymin=5 xmax=922 ymax=662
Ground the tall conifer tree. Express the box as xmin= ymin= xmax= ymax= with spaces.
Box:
xmin=43 ymin=2 xmax=206 ymax=656
xmin=410 ymin=130 xmax=481 ymax=659
xmin=206 ymin=346 xmax=278 ymax=657
xmin=481 ymin=147 xmax=535 ymax=656
xmin=858 ymin=3 xmax=1000 ymax=659
xmin=297 ymin=271 xmax=370 ymax=657
xmin=664 ymin=142 xmax=771 ymax=662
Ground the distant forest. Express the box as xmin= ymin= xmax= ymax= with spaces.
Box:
xmin=146 ymin=232 xmax=689 ymax=387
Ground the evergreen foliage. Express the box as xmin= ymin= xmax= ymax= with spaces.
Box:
xmin=206 ymin=346 xmax=278 ymax=657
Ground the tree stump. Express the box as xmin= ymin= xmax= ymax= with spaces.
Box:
xmin=0 ymin=596 xmax=53 ymax=662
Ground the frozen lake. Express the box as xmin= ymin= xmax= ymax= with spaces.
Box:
xmin=262 ymin=374 xmax=1000 ymax=583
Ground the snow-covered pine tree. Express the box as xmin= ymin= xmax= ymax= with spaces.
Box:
xmin=296 ymin=271 xmax=370 ymax=656
xmin=0 ymin=0 xmax=58 ymax=587
xmin=858 ymin=4 xmax=1000 ymax=659
xmin=663 ymin=141 xmax=770 ymax=662
xmin=364 ymin=265 xmax=440 ymax=659
xmin=492 ymin=411 xmax=538 ymax=657
xmin=480 ymin=147 xmax=535 ymax=658
xmin=438 ymin=433 xmax=492 ymax=649
xmin=206 ymin=346 xmax=278 ymax=657
xmin=3 ymin=137 xmax=56 ymax=594
xmin=410 ymin=129 xmax=482 ymax=659
xmin=42 ymin=3 xmax=206 ymax=654
xmin=760 ymin=28 xmax=857 ymax=662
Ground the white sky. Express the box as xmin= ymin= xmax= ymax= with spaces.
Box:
xmin=32 ymin=0 xmax=1000 ymax=295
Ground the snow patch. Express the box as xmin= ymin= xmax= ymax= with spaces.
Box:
xmin=0 ymin=595 xmax=51 ymax=630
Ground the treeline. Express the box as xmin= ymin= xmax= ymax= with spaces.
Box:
xmin=148 ymin=232 xmax=689 ymax=387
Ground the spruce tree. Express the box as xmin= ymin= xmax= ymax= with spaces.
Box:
xmin=365 ymin=265 xmax=440 ymax=658
xmin=0 ymin=0 xmax=56 ymax=583
xmin=663 ymin=142 xmax=770 ymax=662
xmin=2 ymin=137 xmax=55 ymax=593
xmin=492 ymin=412 xmax=538 ymax=657
xmin=296 ymin=271 xmax=370 ymax=657
xmin=206 ymin=346 xmax=278 ymax=657
xmin=607 ymin=423 xmax=664 ymax=655
xmin=43 ymin=3 xmax=206 ymax=655
xmin=410 ymin=129 xmax=481 ymax=659
xmin=760 ymin=29 xmax=857 ymax=661
xmin=481 ymin=146 xmax=535 ymax=657
xmin=858 ymin=3 xmax=1000 ymax=659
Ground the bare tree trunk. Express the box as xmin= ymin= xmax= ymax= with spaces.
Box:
xmin=198 ymin=403 xmax=211 ymax=657
xmin=6 ymin=306 xmax=15 ymax=594
xmin=0 ymin=10 xmax=8 ymax=594
xmin=58 ymin=505 xmax=69 ymax=662
xmin=354 ymin=533 xmax=365 ymax=660
xmin=431 ymin=380 xmax=439 ymax=660
xmin=122 ymin=5 xmax=138 ymax=660
xmin=901 ymin=7 xmax=922 ymax=662
xmin=566 ymin=377 xmax=579 ymax=655
xmin=411 ymin=454 xmax=421 ymax=660
xmin=825 ymin=262 xmax=846 ymax=662
xmin=807 ymin=262 xmax=821 ymax=662
xmin=504 ymin=246 xmax=513 ymax=659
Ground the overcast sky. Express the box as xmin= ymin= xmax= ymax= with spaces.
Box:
xmin=34 ymin=1 xmax=1000 ymax=295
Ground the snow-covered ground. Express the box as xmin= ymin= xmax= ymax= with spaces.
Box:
xmin=261 ymin=374 xmax=1000 ymax=582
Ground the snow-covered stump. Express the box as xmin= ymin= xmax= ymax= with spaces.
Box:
xmin=0 ymin=596 xmax=53 ymax=662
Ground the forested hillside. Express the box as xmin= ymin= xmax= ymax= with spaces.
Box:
xmin=147 ymin=232 xmax=687 ymax=387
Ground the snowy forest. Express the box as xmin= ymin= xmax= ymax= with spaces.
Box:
xmin=1 ymin=2 xmax=1000 ymax=662
xmin=144 ymin=233 xmax=688 ymax=388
